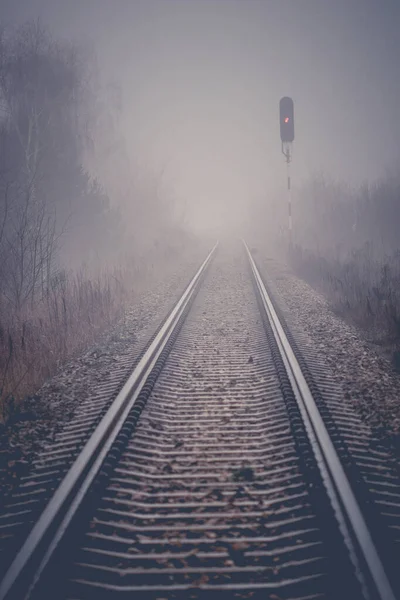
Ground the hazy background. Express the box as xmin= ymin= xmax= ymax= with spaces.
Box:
xmin=2 ymin=0 xmax=400 ymax=234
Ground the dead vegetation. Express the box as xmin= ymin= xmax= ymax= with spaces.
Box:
xmin=288 ymin=173 xmax=400 ymax=367
xmin=0 ymin=268 xmax=128 ymax=421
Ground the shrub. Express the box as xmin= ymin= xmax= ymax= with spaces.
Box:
xmin=286 ymin=173 xmax=400 ymax=364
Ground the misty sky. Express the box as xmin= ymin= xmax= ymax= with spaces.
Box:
xmin=2 ymin=0 xmax=400 ymax=232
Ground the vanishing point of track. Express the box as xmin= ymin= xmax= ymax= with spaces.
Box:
xmin=0 ymin=242 xmax=399 ymax=600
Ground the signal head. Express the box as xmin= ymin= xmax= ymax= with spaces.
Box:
xmin=279 ymin=97 xmax=294 ymax=142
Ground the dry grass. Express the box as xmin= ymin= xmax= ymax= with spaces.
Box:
xmin=0 ymin=232 xmax=199 ymax=422
xmin=0 ymin=267 xmax=127 ymax=421
xmin=290 ymin=245 xmax=400 ymax=367
xmin=285 ymin=173 xmax=400 ymax=368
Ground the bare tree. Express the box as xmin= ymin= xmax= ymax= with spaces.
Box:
xmin=0 ymin=22 xmax=87 ymax=308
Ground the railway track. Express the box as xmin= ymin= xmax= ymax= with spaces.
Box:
xmin=0 ymin=242 xmax=399 ymax=600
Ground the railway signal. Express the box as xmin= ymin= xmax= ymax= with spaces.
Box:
xmin=279 ymin=96 xmax=294 ymax=143
xmin=279 ymin=96 xmax=294 ymax=246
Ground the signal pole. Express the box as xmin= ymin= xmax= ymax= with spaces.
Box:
xmin=281 ymin=142 xmax=292 ymax=246
xmin=279 ymin=97 xmax=294 ymax=248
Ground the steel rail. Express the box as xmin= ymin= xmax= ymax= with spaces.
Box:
xmin=0 ymin=243 xmax=218 ymax=600
xmin=244 ymin=240 xmax=396 ymax=600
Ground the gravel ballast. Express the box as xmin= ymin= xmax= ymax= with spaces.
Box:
xmin=255 ymin=252 xmax=400 ymax=460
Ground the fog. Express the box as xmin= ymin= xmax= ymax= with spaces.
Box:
xmin=2 ymin=0 xmax=400 ymax=237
